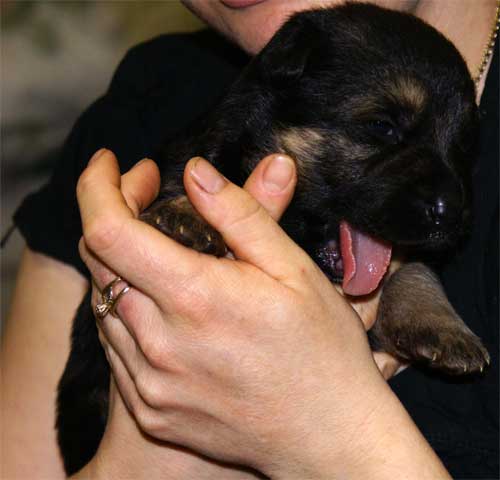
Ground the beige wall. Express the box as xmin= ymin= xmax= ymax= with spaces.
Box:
xmin=109 ymin=1 xmax=204 ymax=43
xmin=1 ymin=1 xmax=205 ymax=322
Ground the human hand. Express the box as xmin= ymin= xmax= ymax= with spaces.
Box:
xmin=76 ymin=150 xmax=276 ymax=480
xmin=78 ymin=150 xmax=418 ymax=479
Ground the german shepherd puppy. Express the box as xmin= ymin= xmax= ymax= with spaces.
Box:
xmin=57 ymin=3 xmax=490 ymax=474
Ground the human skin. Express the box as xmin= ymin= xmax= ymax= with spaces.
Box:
xmin=75 ymin=150 xmax=451 ymax=479
xmin=1 ymin=250 xmax=87 ymax=479
xmin=73 ymin=152 xmax=400 ymax=480
xmin=181 ymin=0 xmax=419 ymax=54
xmin=1 ymin=0 xmax=495 ymax=478
xmin=76 ymin=2 xmax=497 ymax=477
xmin=182 ymin=0 xmax=496 ymax=96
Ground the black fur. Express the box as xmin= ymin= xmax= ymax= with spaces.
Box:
xmin=57 ymin=293 xmax=109 ymax=473
xmin=57 ymin=4 xmax=488 ymax=474
xmin=151 ymin=4 xmax=478 ymax=257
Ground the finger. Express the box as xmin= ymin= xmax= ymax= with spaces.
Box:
xmin=84 ymin=238 xmax=174 ymax=367
xmin=184 ymin=157 xmax=312 ymax=282
xmin=243 ymin=154 xmax=297 ymax=222
xmin=77 ymin=149 xmax=130 ymax=232
xmin=95 ymin=298 xmax=143 ymax=384
xmin=78 ymin=149 xmax=215 ymax=301
xmin=104 ymin=323 xmax=191 ymax=428
xmin=105 ymin=343 xmax=153 ymax=420
xmin=90 ymin=272 xmax=172 ymax=401
xmin=91 ymin=278 xmax=136 ymax=354
xmin=347 ymin=287 xmax=382 ymax=331
xmin=373 ymin=351 xmax=406 ymax=380
xmin=78 ymin=158 xmax=160 ymax=284
xmin=106 ymin=344 xmax=190 ymax=445
xmin=80 ymin=238 xmax=119 ymax=291
xmin=121 ymin=158 xmax=161 ymax=217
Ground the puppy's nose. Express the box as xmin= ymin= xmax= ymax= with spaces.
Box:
xmin=426 ymin=197 xmax=459 ymax=226
xmin=427 ymin=197 xmax=447 ymax=226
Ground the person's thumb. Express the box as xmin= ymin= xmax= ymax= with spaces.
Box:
xmin=183 ymin=156 xmax=310 ymax=281
xmin=242 ymin=154 xmax=297 ymax=222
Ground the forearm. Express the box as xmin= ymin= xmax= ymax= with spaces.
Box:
xmin=338 ymin=389 xmax=449 ymax=479
xmin=69 ymin=384 xmax=262 ymax=480
xmin=1 ymin=248 xmax=88 ymax=479
xmin=270 ymin=375 xmax=450 ymax=480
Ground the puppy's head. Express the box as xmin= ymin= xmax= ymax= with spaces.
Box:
xmin=250 ymin=3 xmax=478 ymax=294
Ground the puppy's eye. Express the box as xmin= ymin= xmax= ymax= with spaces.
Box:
xmin=366 ymin=120 xmax=400 ymax=144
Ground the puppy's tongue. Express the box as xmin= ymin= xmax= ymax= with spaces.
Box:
xmin=340 ymin=221 xmax=392 ymax=296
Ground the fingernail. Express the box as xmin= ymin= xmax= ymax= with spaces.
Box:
xmin=89 ymin=148 xmax=108 ymax=165
xmin=263 ymin=155 xmax=294 ymax=193
xmin=134 ymin=157 xmax=152 ymax=168
xmin=190 ymin=157 xmax=227 ymax=194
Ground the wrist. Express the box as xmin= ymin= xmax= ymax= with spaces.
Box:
xmin=87 ymin=384 xmax=262 ymax=480
xmin=266 ymin=372 xmax=389 ymax=479
xmin=88 ymin=395 xmax=197 ymax=480
xmin=266 ymin=370 xmax=450 ymax=480
xmin=338 ymin=388 xmax=451 ymax=480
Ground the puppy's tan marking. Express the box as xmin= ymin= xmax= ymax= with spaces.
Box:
xmin=331 ymin=134 xmax=374 ymax=162
xmin=277 ymin=128 xmax=326 ymax=164
xmin=274 ymin=127 xmax=328 ymax=179
xmin=347 ymin=75 xmax=428 ymax=120
xmin=275 ymin=126 xmax=373 ymax=184
xmin=388 ymin=76 xmax=428 ymax=113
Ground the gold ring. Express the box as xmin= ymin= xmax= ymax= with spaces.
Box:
xmin=95 ymin=277 xmax=130 ymax=319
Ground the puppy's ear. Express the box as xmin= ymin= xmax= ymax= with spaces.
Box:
xmin=256 ymin=15 xmax=321 ymax=85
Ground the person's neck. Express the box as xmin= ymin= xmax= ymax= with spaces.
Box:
xmin=413 ymin=0 xmax=497 ymax=100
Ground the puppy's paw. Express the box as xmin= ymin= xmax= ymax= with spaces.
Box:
xmin=140 ymin=196 xmax=227 ymax=257
xmin=373 ymin=263 xmax=490 ymax=376
xmin=394 ymin=326 xmax=490 ymax=375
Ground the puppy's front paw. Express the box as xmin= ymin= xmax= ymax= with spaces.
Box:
xmin=373 ymin=262 xmax=490 ymax=376
xmin=394 ymin=326 xmax=490 ymax=375
xmin=140 ymin=196 xmax=227 ymax=257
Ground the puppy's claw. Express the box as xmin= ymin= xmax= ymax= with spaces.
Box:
xmin=390 ymin=328 xmax=490 ymax=376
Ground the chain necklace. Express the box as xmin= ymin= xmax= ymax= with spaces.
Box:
xmin=474 ymin=0 xmax=500 ymax=87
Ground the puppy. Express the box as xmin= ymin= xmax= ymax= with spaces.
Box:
xmin=57 ymin=3 xmax=490 ymax=474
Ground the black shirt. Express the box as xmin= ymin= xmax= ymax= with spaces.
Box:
xmin=14 ymin=30 xmax=499 ymax=479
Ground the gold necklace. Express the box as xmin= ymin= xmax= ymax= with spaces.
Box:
xmin=474 ymin=0 xmax=500 ymax=86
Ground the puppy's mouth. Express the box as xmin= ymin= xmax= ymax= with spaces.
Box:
xmin=316 ymin=221 xmax=392 ymax=296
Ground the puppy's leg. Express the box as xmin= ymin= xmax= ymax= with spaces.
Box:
xmin=371 ymin=262 xmax=490 ymax=375
xmin=140 ymin=195 xmax=227 ymax=256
